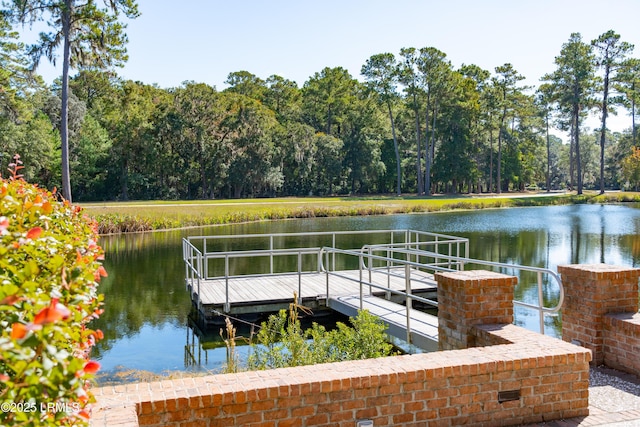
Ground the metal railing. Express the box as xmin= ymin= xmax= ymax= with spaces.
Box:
xmin=320 ymin=244 xmax=564 ymax=335
xmin=182 ymin=229 xmax=469 ymax=312
xmin=320 ymin=246 xmax=443 ymax=344
xmin=184 ymin=229 xmax=564 ymax=339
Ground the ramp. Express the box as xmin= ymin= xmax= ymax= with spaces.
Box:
xmin=328 ymin=294 xmax=439 ymax=351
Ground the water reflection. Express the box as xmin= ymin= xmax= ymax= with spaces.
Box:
xmin=92 ymin=204 xmax=640 ymax=377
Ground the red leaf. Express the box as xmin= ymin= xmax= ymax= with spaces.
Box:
xmin=94 ymin=265 xmax=108 ymax=282
xmin=83 ymin=360 xmax=100 ymax=374
xmin=10 ymin=323 xmax=27 ymax=339
xmin=26 ymin=227 xmax=42 ymax=240
xmin=0 ymin=217 xmax=8 ymax=233
xmin=76 ymin=410 xmax=91 ymax=419
xmin=33 ymin=300 xmax=71 ymax=325
xmin=0 ymin=295 xmax=23 ymax=305
xmin=98 ymin=266 xmax=108 ymax=277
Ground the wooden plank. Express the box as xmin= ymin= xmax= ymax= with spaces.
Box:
xmin=328 ymin=294 xmax=439 ymax=351
xmin=189 ymin=268 xmax=437 ymax=308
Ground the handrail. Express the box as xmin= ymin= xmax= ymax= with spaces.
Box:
xmin=365 ymin=245 xmax=565 ymax=314
xmin=320 ymin=246 xmax=441 ymax=344
xmin=183 ymin=229 xmax=468 ymax=314
xmin=319 ymin=245 xmax=564 ymax=335
xmin=182 ymin=238 xmax=203 ymax=307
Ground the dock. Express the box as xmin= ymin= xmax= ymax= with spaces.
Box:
xmin=183 ymin=229 xmax=563 ymax=350
xmin=187 ymin=268 xmax=437 ymax=315
xmin=186 ymin=267 xmax=441 ymax=350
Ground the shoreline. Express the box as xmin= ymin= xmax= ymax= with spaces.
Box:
xmin=82 ymin=191 xmax=640 ymax=235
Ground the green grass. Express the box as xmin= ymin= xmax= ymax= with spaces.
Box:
xmin=80 ymin=191 xmax=640 ymax=234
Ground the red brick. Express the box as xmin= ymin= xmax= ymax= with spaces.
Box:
xmin=137 ymin=413 xmax=163 ymax=426
xmin=392 ymin=412 xmax=414 ymax=424
xmin=306 ymin=413 xmax=328 ymax=425
xmin=276 ymin=419 xmax=302 ymax=427
xmin=167 ymin=409 xmax=191 ymax=422
xmin=194 ymin=407 xmax=221 ymax=418
xmin=251 ymin=400 xmax=276 ymax=411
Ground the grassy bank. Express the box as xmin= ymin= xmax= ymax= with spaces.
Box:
xmin=81 ymin=191 xmax=640 ymax=235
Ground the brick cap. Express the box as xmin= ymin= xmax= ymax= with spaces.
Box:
xmin=435 ymin=270 xmax=517 ymax=281
xmin=558 ymin=264 xmax=640 ymax=278
xmin=605 ymin=312 xmax=640 ymax=325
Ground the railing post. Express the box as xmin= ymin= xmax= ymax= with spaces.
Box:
xmin=388 ymin=232 xmax=393 ymax=288
xmin=224 ymin=254 xmax=230 ymax=312
xmin=537 ymin=271 xmax=545 ymax=334
xmin=367 ymin=246 xmax=373 ymax=296
xmin=359 ymin=252 xmax=364 ymax=311
xmin=183 ymin=239 xmax=188 ymax=289
xmin=405 ymin=262 xmax=412 ymax=344
xmin=298 ymin=252 xmax=302 ymax=305
xmin=203 ymin=238 xmax=208 ymax=279
xmin=325 ymin=249 xmax=330 ymax=299
xmin=332 ymin=233 xmax=336 ymax=270
xmin=196 ymin=251 xmax=202 ymax=308
xmin=270 ymin=235 xmax=274 ymax=275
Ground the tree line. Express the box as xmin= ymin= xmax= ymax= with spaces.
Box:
xmin=1 ymin=5 xmax=640 ymax=201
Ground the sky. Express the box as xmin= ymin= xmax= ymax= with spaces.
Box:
xmin=20 ymin=0 xmax=640 ymax=132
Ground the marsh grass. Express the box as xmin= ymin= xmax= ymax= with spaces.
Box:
xmin=81 ymin=192 xmax=640 ymax=234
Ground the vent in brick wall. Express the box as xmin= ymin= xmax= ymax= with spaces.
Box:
xmin=498 ymin=389 xmax=521 ymax=403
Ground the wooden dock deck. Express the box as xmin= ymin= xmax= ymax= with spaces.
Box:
xmin=183 ymin=229 xmax=473 ymax=351
xmin=187 ymin=268 xmax=437 ymax=317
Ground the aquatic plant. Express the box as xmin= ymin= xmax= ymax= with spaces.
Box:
xmin=245 ymin=298 xmax=394 ymax=371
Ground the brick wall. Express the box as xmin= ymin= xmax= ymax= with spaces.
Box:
xmin=89 ymin=268 xmax=609 ymax=427
xmin=603 ymin=312 xmax=640 ymax=376
xmin=559 ymin=264 xmax=640 ymax=367
xmin=90 ymin=324 xmax=590 ymax=427
xmin=436 ymin=270 xmax=517 ymax=350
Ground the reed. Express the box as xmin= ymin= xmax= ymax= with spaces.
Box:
xmin=81 ymin=192 xmax=639 ymax=235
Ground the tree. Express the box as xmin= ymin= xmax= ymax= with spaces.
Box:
xmin=312 ymin=133 xmax=343 ymax=195
xmin=172 ymin=82 xmax=230 ymax=199
xmin=536 ymin=84 xmax=556 ymax=192
xmin=225 ymin=70 xmax=266 ymax=101
xmin=224 ymin=93 xmax=280 ymax=198
xmin=105 ymin=79 xmax=159 ymax=200
xmin=5 ymin=0 xmax=139 ymax=202
xmin=432 ymin=71 xmax=477 ymax=193
xmin=621 ymin=146 xmax=640 ymax=190
xmin=398 ymin=47 xmax=423 ymax=194
xmin=0 ymin=10 xmax=31 ymax=120
xmin=361 ymin=53 xmax=401 ymax=195
xmin=302 ymin=66 xmax=357 ymax=136
xmin=264 ymin=74 xmax=301 ymax=123
xmin=491 ymin=63 xmax=525 ymax=193
xmin=279 ymin=122 xmax=316 ymax=195
xmin=617 ymin=58 xmax=640 ymax=146
xmin=459 ymin=63 xmax=490 ymax=193
xmin=542 ymin=33 xmax=597 ymax=195
xmin=592 ymin=30 xmax=634 ymax=194
xmin=417 ymin=47 xmax=452 ymax=195
xmin=0 ymin=10 xmax=58 ymax=183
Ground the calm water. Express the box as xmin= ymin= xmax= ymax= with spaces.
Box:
xmin=90 ymin=204 xmax=640 ymax=381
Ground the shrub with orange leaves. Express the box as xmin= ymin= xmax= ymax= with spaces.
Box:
xmin=0 ymin=156 xmax=105 ymax=426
